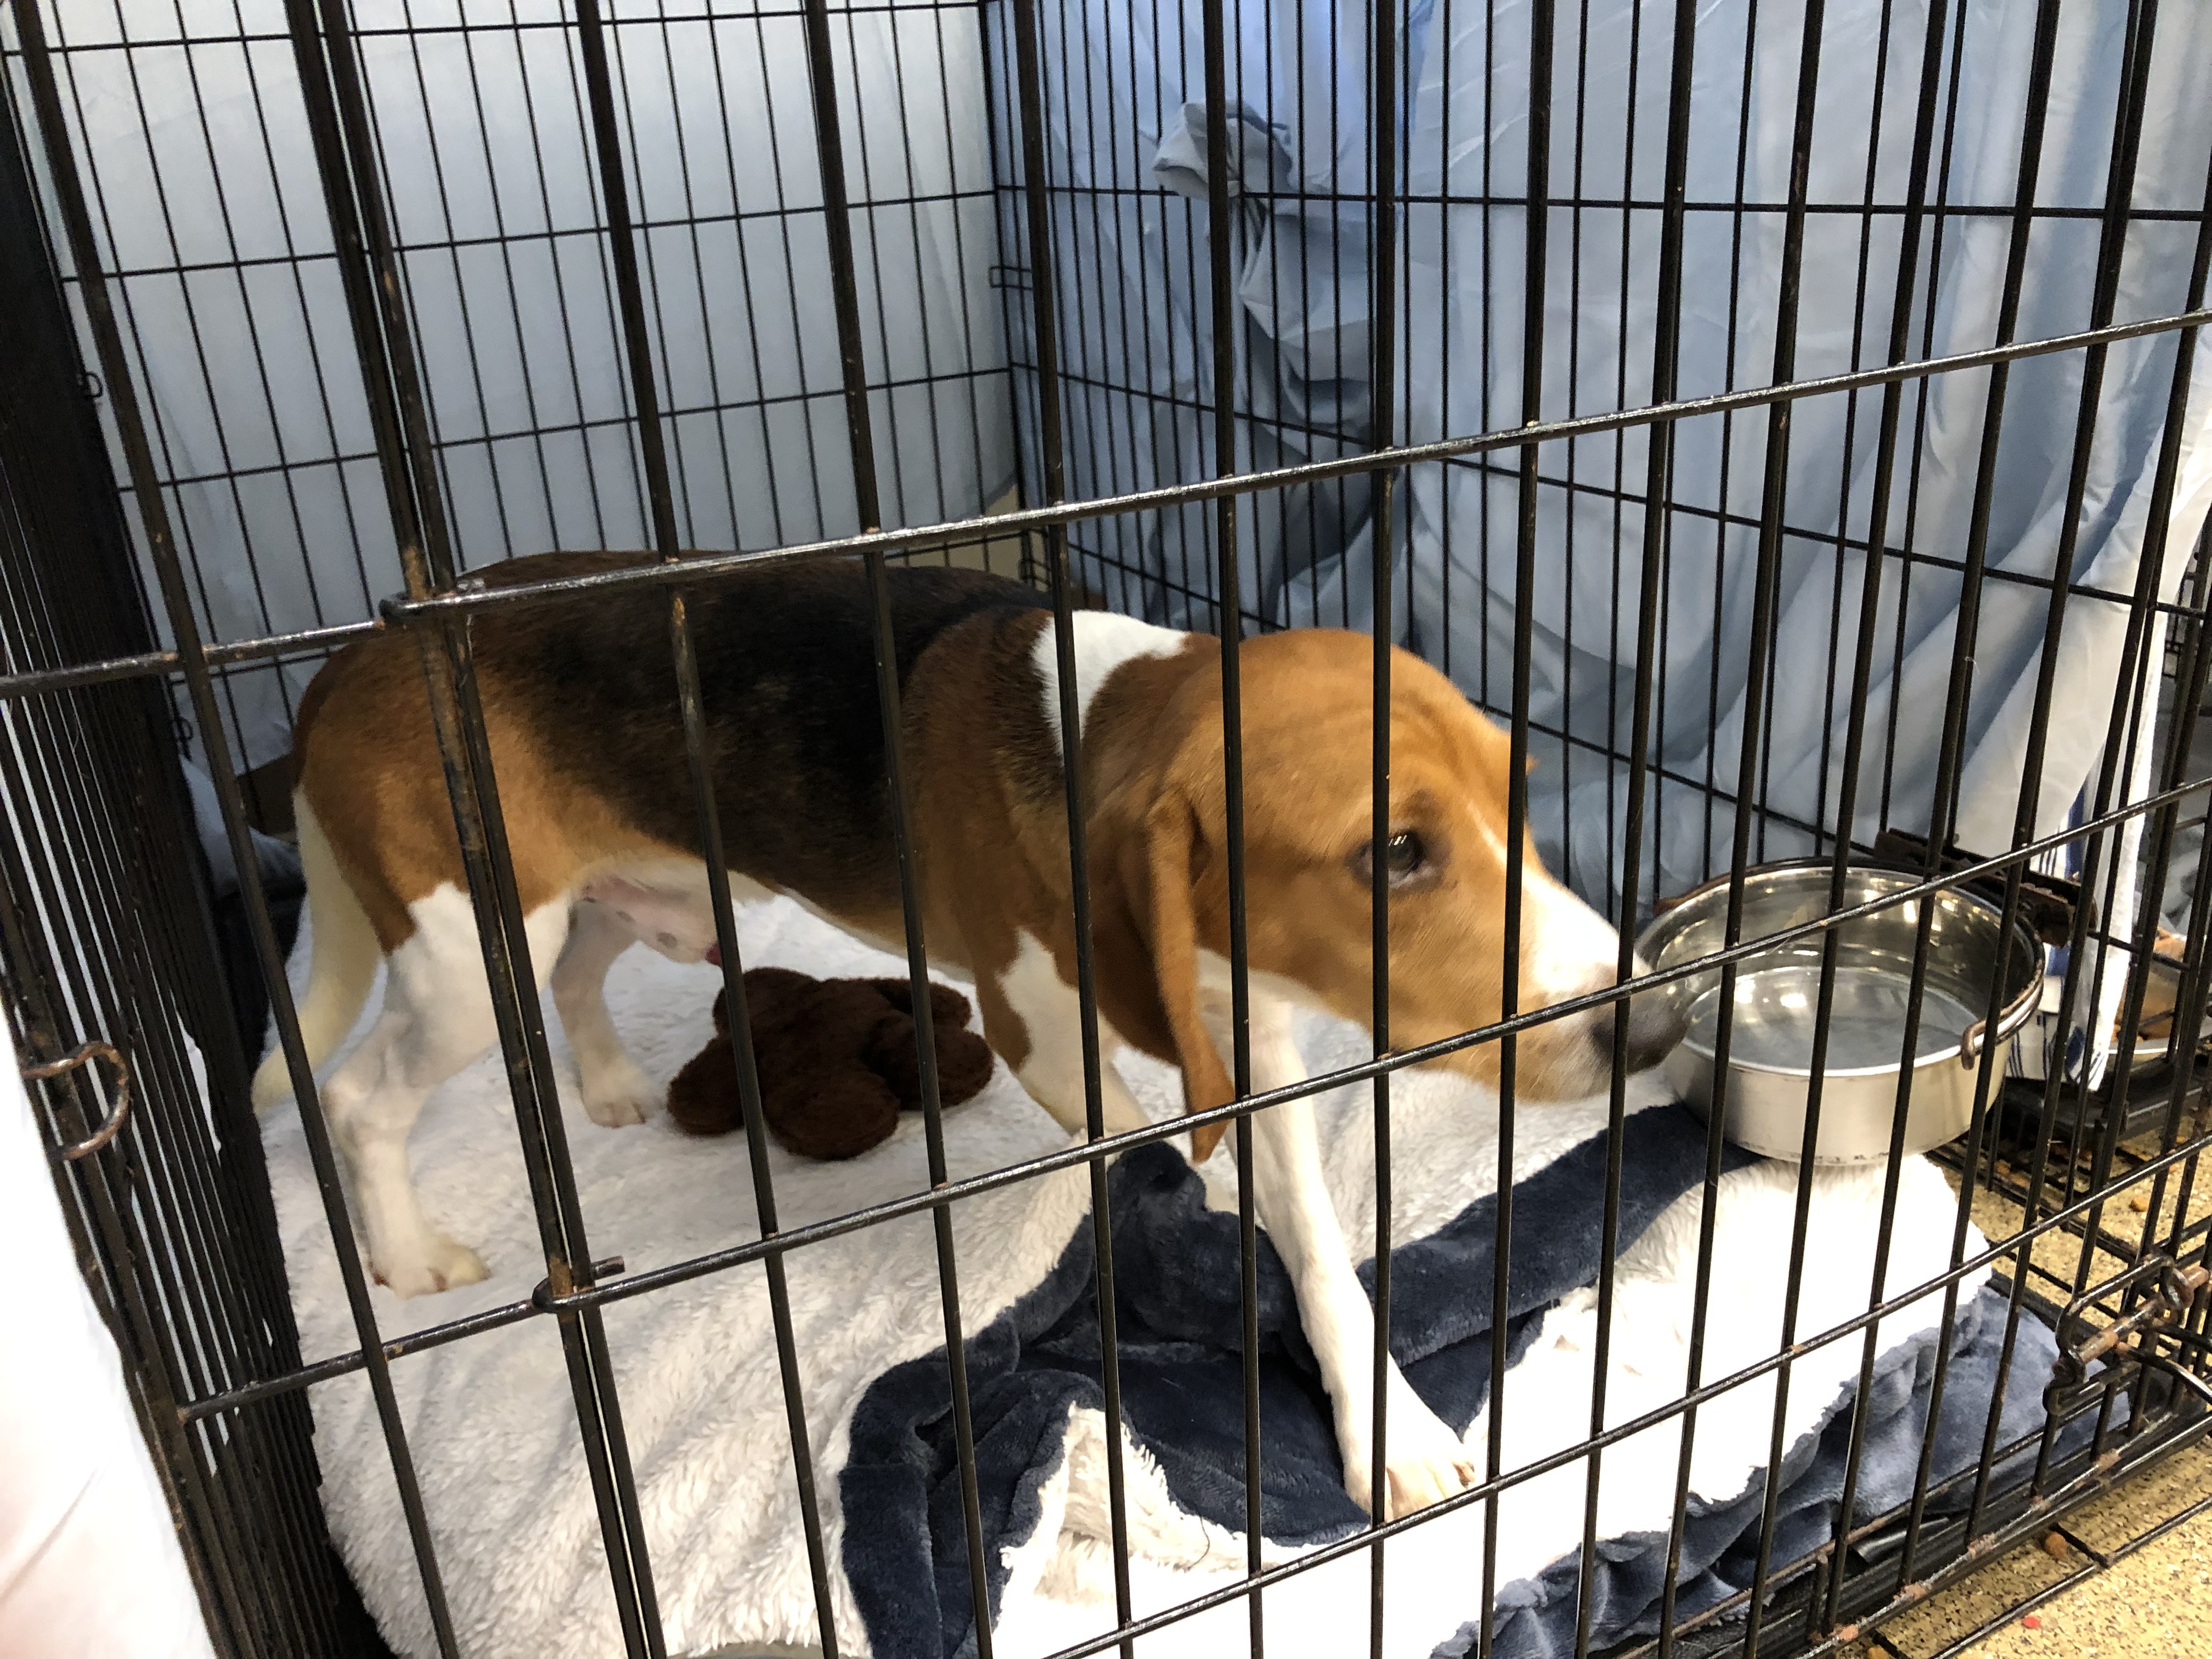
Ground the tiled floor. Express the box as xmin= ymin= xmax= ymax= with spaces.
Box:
xmin=1835 ymin=1116 xmax=2212 ymax=1659
xmin=1842 ymin=1443 xmax=2212 ymax=1659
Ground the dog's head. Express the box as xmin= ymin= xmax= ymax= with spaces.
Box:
xmin=1130 ymin=630 xmax=1686 ymax=1157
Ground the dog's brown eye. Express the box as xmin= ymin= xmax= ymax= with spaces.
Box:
xmin=1385 ymin=831 xmax=1426 ymax=877
xmin=1353 ymin=830 xmax=1431 ymax=887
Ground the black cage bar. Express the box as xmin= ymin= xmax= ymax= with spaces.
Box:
xmin=4 ymin=1 xmax=2211 ymax=1657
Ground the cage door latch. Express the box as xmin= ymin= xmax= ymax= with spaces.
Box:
xmin=24 ymin=1039 xmax=132 ymax=1160
xmin=2047 ymin=1254 xmax=2212 ymax=1418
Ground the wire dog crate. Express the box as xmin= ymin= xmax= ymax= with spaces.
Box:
xmin=4 ymin=0 xmax=2211 ymax=1656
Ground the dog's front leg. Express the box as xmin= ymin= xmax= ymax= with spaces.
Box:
xmin=988 ymin=933 xmax=1157 ymax=1141
xmin=1238 ymin=1001 xmax=1477 ymax=1521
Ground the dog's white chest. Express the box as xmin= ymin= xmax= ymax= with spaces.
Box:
xmin=1029 ymin=612 xmax=1187 ymax=756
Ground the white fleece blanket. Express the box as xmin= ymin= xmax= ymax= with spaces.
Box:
xmin=262 ymin=897 xmax=2012 ymax=1659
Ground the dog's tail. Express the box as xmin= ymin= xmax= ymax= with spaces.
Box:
xmin=251 ymin=795 xmax=380 ymax=1110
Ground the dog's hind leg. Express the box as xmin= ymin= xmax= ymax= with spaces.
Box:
xmin=552 ymin=895 xmax=654 ymax=1128
xmin=323 ymin=887 xmax=569 ymax=1297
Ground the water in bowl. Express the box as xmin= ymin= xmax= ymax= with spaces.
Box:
xmin=1684 ymin=961 xmax=1980 ymax=1072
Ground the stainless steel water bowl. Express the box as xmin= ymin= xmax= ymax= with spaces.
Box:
xmin=1633 ymin=862 xmax=2045 ymax=1164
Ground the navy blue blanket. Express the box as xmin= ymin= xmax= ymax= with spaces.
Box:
xmin=839 ymin=1105 xmax=2070 ymax=1658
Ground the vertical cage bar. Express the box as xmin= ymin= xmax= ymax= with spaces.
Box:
xmin=1480 ymin=5 xmax=1553 ymax=1652
xmin=1730 ymin=10 xmax=1836 ymax=1649
xmin=2022 ymin=597 xmax=2170 ymax=1503
xmin=1693 ymin=8 xmax=1759 ymax=883
xmin=1814 ymin=0 xmax=1961 ymax=1631
xmin=2058 ymin=1 xmax=2206 ymax=1462
xmin=1877 ymin=0 xmax=1973 ymax=836
xmin=2089 ymin=577 xmax=2212 ymax=1429
xmin=2126 ymin=531 xmax=2212 ymax=1299
xmin=563 ymin=0 xmax=846 ymax=1649
xmin=792 ymin=0 xmax=998 ymax=1647
xmin=0 ymin=97 xmax=354 ymax=1650
xmin=1004 ymin=0 xmax=1141 ymax=1640
xmin=286 ymin=0 xmax=678 ymax=1650
xmin=5 ymin=3 xmax=470 ymax=1654
xmin=570 ymin=0 xmax=681 ymax=557
xmin=1892 ymin=0 xmax=2067 ymax=1588
xmin=1366 ymin=0 xmax=1401 ymax=1632
xmin=1196 ymin=0 xmax=1263 ymax=1638
xmin=1955 ymin=0 xmax=2171 ymax=1543
xmin=1610 ymin=0 xmax=1698 ymax=1650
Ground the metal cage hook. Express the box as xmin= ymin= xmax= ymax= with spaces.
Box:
xmin=24 ymin=1039 xmax=132 ymax=1160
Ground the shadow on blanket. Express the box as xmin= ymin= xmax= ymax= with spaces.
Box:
xmin=840 ymin=1105 xmax=2084 ymax=1659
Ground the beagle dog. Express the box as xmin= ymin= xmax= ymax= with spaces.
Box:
xmin=253 ymin=552 xmax=1685 ymax=1519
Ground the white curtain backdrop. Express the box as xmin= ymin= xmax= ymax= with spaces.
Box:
xmin=15 ymin=0 xmax=1014 ymax=770
xmin=1008 ymin=0 xmax=2212 ymax=919
xmin=19 ymin=0 xmax=2212 ymax=950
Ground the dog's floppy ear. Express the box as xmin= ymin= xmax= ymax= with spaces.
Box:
xmin=1144 ymin=788 xmax=1238 ymax=1163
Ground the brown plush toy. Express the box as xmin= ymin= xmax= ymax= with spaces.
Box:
xmin=665 ymin=966 xmax=997 ymax=1159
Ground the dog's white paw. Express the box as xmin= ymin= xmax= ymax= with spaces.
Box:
xmin=580 ymin=1060 xmax=653 ymax=1128
xmin=1341 ymin=1395 xmax=1477 ymax=1520
xmin=373 ymin=1232 xmax=489 ymax=1299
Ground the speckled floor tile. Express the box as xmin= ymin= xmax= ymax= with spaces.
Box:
xmin=1823 ymin=1439 xmax=2211 ymax=1659
xmin=1939 ymin=1506 xmax=2212 ymax=1658
xmin=1746 ymin=1128 xmax=2209 ymax=1659
xmin=1873 ymin=1544 xmax=2076 ymax=1657
xmin=2064 ymin=1444 xmax=2212 ymax=1556
xmin=1941 ymin=1141 xmax=2211 ymax=1325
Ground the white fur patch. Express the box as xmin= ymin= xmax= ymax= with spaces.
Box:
xmin=1030 ymin=612 xmax=1188 ymax=757
xmin=998 ymin=929 xmax=1150 ymax=1136
xmin=1525 ymin=874 xmax=1626 ymax=1001
xmin=1464 ymin=813 xmax=1627 ymax=1002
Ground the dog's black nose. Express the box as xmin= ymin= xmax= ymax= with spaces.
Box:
xmin=1597 ymin=973 xmax=1691 ymax=1074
